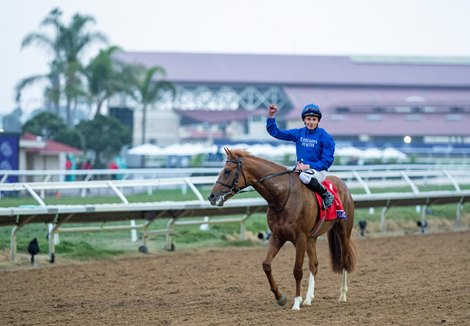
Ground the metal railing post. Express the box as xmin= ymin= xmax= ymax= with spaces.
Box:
xmin=10 ymin=215 xmax=37 ymax=262
xmin=107 ymin=181 xmax=137 ymax=242
xmin=166 ymin=218 xmax=175 ymax=251
xmin=456 ymin=197 xmax=464 ymax=226
xmin=380 ymin=200 xmax=391 ymax=232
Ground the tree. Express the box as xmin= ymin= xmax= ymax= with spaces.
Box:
xmin=84 ymin=46 xmax=130 ymax=117
xmin=130 ymin=65 xmax=175 ymax=144
xmin=58 ymin=11 xmax=107 ymax=124
xmin=18 ymin=7 xmax=107 ymax=125
xmin=76 ymin=115 xmax=131 ymax=168
xmin=22 ymin=111 xmax=67 ymax=139
xmin=55 ymin=128 xmax=86 ymax=150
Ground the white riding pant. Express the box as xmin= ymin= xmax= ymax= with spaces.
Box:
xmin=299 ymin=169 xmax=327 ymax=184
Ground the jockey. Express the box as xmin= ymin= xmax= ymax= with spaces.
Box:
xmin=266 ymin=103 xmax=335 ymax=209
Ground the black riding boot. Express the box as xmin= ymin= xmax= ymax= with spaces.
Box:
xmin=306 ymin=177 xmax=334 ymax=210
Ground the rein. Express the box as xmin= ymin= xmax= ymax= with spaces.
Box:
xmin=216 ymin=158 xmax=293 ymax=212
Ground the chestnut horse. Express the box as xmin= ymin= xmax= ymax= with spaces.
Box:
xmin=208 ymin=148 xmax=357 ymax=310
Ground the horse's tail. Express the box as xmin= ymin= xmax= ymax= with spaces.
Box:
xmin=327 ymin=222 xmax=358 ymax=274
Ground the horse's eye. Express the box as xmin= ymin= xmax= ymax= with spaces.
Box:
xmin=224 ymin=168 xmax=231 ymax=174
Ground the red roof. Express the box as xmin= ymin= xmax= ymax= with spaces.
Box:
xmin=117 ymin=52 xmax=470 ymax=87
xmin=22 ymin=133 xmax=83 ymax=155
xmin=284 ymin=86 xmax=470 ymax=117
xmin=306 ymin=113 xmax=468 ymax=137
xmin=22 ymin=132 xmax=41 ymax=141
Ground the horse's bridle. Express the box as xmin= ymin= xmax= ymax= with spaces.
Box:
xmin=216 ymin=157 xmax=293 ymax=211
xmin=216 ymin=158 xmax=247 ymax=194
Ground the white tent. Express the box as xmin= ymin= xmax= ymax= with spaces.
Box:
xmin=382 ymin=147 xmax=408 ymax=160
xmin=128 ymin=143 xmax=219 ymax=157
xmin=129 ymin=143 xmax=409 ymax=163
xmin=336 ymin=146 xmax=364 ymax=157
xmin=246 ymin=144 xmax=279 ymax=156
xmin=277 ymin=144 xmax=296 ymax=156
xmin=362 ymin=148 xmax=383 ymax=159
xmin=222 ymin=143 xmax=296 ymax=158
xmin=127 ymin=143 xmax=163 ymax=155
xmin=159 ymin=143 xmax=219 ymax=156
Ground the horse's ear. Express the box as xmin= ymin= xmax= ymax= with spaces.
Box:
xmin=224 ymin=147 xmax=232 ymax=159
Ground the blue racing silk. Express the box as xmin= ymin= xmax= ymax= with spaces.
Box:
xmin=266 ymin=118 xmax=335 ymax=171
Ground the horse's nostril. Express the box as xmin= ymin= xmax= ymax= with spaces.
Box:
xmin=208 ymin=193 xmax=215 ymax=200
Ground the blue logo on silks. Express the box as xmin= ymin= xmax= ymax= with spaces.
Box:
xmin=0 ymin=133 xmax=20 ymax=183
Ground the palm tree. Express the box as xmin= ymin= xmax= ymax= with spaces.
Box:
xmin=84 ymin=46 xmax=130 ymax=116
xmin=130 ymin=65 xmax=175 ymax=145
xmin=18 ymin=8 xmax=63 ymax=113
xmin=21 ymin=8 xmax=62 ymax=55
xmin=18 ymin=7 xmax=107 ymax=125
xmin=15 ymin=59 xmax=62 ymax=115
xmin=58 ymin=12 xmax=107 ymax=123
xmin=63 ymin=60 xmax=87 ymax=124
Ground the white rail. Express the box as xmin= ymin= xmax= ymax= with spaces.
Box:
xmin=1 ymin=169 xmax=469 ymax=263
xmin=1 ymin=170 xmax=469 ymax=202
xmin=2 ymin=163 xmax=470 ymax=183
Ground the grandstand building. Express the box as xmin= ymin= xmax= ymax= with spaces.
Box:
xmin=113 ymin=52 xmax=470 ymax=157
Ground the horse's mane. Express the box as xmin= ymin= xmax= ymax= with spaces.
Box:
xmin=227 ymin=148 xmax=252 ymax=159
xmin=226 ymin=148 xmax=288 ymax=171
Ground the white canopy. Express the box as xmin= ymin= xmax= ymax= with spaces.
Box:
xmin=128 ymin=143 xmax=218 ymax=156
xmin=336 ymin=146 xmax=364 ymax=157
xmin=128 ymin=143 xmax=408 ymax=161
xmin=160 ymin=143 xmax=218 ymax=156
xmin=362 ymin=148 xmax=383 ymax=159
xmin=127 ymin=143 xmax=163 ymax=155
xmin=382 ymin=147 xmax=408 ymax=160
xmin=225 ymin=143 xmax=296 ymax=157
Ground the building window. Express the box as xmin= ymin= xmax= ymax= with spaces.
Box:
xmin=330 ymin=114 xmax=346 ymax=121
xmin=174 ymin=85 xmax=292 ymax=112
xmin=336 ymin=107 xmax=350 ymax=113
xmin=367 ymin=114 xmax=383 ymax=121
xmin=395 ymin=106 xmax=412 ymax=113
xmin=446 ymin=114 xmax=463 ymax=121
xmin=422 ymin=106 xmax=436 ymax=113
xmin=405 ymin=114 xmax=422 ymax=121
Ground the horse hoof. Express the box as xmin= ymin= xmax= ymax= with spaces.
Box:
xmin=277 ymin=293 xmax=287 ymax=306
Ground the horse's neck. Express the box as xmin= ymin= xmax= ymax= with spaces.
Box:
xmin=245 ymin=160 xmax=290 ymax=203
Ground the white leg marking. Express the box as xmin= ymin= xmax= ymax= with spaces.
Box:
xmin=303 ymin=273 xmax=315 ymax=306
xmin=339 ymin=269 xmax=348 ymax=302
xmin=292 ymin=296 xmax=302 ymax=310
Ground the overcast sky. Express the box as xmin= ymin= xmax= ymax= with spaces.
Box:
xmin=1 ymin=0 xmax=470 ymax=115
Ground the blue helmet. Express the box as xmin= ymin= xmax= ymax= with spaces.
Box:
xmin=301 ymin=103 xmax=322 ymax=120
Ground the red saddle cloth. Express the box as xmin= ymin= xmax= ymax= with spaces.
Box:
xmin=314 ymin=180 xmax=347 ymax=221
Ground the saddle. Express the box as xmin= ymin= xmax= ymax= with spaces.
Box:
xmin=309 ymin=180 xmax=348 ymax=238
xmin=315 ymin=180 xmax=347 ymax=221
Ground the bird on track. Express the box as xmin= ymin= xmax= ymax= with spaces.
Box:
xmin=27 ymin=238 xmax=40 ymax=265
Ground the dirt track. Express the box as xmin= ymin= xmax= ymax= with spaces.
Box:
xmin=1 ymin=231 xmax=469 ymax=325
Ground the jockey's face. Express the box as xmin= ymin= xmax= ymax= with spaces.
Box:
xmin=303 ymin=116 xmax=319 ymax=130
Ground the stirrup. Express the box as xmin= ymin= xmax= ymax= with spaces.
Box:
xmin=322 ymin=192 xmax=334 ymax=209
